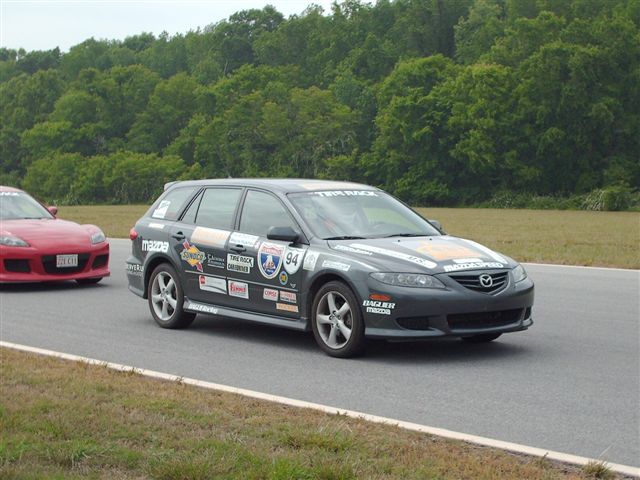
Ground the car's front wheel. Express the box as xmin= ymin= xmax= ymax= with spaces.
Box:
xmin=147 ymin=263 xmax=195 ymax=329
xmin=311 ymin=281 xmax=365 ymax=358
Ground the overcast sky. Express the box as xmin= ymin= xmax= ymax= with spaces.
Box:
xmin=0 ymin=0 xmax=337 ymax=52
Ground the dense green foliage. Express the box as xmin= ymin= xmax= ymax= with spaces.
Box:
xmin=1 ymin=0 xmax=638 ymax=208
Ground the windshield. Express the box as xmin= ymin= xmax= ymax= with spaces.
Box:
xmin=0 ymin=191 xmax=54 ymax=220
xmin=288 ymin=190 xmax=440 ymax=240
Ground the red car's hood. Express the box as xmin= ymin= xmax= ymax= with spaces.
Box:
xmin=1 ymin=219 xmax=96 ymax=249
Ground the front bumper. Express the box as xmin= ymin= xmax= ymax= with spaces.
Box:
xmin=0 ymin=242 xmax=110 ymax=283
xmin=362 ymin=271 xmax=534 ymax=339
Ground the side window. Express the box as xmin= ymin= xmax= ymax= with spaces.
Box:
xmin=180 ymin=191 xmax=202 ymax=224
xmin=150 ymin=187 xmax=196 ymax=221
xmin=194 ymin=188 xmax=242 ymax=230
xmin=239 ymin=190 xmax=297 ymax=237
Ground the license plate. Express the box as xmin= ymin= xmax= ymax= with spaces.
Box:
xmin=56 ymin=254 xmax=78 ymax=268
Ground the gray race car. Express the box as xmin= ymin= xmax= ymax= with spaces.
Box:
xmin=126 ymin=179 xmax=534 ymax=357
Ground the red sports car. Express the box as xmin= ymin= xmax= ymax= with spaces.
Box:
xmin=0 ymin=186 xmax=110 ymax=284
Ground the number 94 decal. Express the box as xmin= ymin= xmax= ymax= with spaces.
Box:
xmin=284 ymin=247 xmax=306 ymax=274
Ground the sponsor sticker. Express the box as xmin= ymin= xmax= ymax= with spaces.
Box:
xmin=258 ymin=242 xmax=284 ymax=279
xmin=453 ymin=258 xmax=483 ymax=264
xmin=207 ymin=254 xmax=225 ymax=269
xmin=152 ymin=200 xmax=171 ymax=219
xmin=142 ymin=239 xmax=169 ymax=253
xmin=228 ymin=280 xmax=249 ymax=299
xmin=303 ymin=250 xmax=319 ymax=271
xmin=362 ymin=300 xmax=396 ymax=316
xmin=443 ymin=262 xmax=505 ymax=272
xmin=279 ymin=291 xmax=297 ymax=303
xmin=350 ymin=243 xmax=437 ymax=269
xmin=263 ymin=288 xmax=278 ymax=301
xmin=283 ymin=246 xmax=306 ymax=274
xmin=229 ymin=232 xmax=260 ymax=249
xmin=276 ymin=303 xmax=299 ymax=313
xmin=322 ymin=260 xmax=351 ymax=272
xmin=460 ymin=238 xmax=508 ymax=264
xmin=180 ymin=241 xmax=205 ymax=272
xmin=126 ymin=263 xmax=143 ymax=276
xmin=406 ymin=241 xmax=482 ymax=262
xmin=0 ymin=192 xmax=19 ymax=196
xmin=332 ymin=245 xmax=373 ymax=256
xmin=148 ymin=223 xmax=165 ymax=230
xmin=191 ymin=227 xmax=230 ymax=248
xmin=227 ymin=253 xmax=254 ymax=274
xmin=199 ymin=275 xmax=226 ymax=294
xmin=312 ymin=190 xmax=378 ymax=197
xmin=186 ymin=301 xmax=218 ymax=314
xmin=279 ymin=271 xmax=288 ymax=285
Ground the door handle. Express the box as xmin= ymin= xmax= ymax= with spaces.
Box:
xmin=172 ymin=232 xmax=185 ymax=241
xmin=230 ymin=244 xmax=246 ymax=253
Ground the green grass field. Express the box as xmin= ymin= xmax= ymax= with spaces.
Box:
xmin=1 ymin=348 xmax=615 ymax=480
xmin=58 ymin=205 xmax=639 ymax=269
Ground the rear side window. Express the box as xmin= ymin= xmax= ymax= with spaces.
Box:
xmin=194 ymin=188 xmax=242 ymax=230
xmin=150 ymin=187 xmax=196 ymax=221
xmin=239 ymin=190 xmax=297 ymax=237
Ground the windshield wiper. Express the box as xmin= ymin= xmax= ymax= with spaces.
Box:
xmin=323 ymin=235 xmax=367 ymax=240
xmin=381 ymin=233 xmax=428 ymax=238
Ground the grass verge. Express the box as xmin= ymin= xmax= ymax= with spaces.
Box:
xmin=0 ymin=347 xmax=616 ymax=479
xmin=56 ymin=205 xmax=639 ymax=269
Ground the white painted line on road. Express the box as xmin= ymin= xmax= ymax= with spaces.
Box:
xmin=2 ymin=340 xmax=638 ymax=478
xmin=108 ymin=238 xmax=638 ymax=272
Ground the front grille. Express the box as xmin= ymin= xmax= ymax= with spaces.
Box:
xmin=4 ymin=259 xmax=31 ymax=273
xmin=396 ymin=317 xmax=432 ymax=330
xmin=92 ymin=254 xmax=109 ymax=269
xmin=449 ymin=271 xmax=509 ymax=294
xmin=448 ymin=309 xmax=524 ymax=330
xmin=41 ymin=253 xmax=90 ymax=274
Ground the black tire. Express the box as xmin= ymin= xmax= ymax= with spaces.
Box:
xmin=147 ymin=263 xmax=195 ymax=329
xmin=76 ymin=277 xmax=102 ymax=285
xmin=311 ymin=281 xmax=366 ymax=358
xmin=461 ymin=333 xmax=502 ymax=343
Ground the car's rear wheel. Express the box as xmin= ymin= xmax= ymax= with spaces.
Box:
xmin=311 ymin=281 xmax=365 ymax=358
xmin=148 ymin=263 xmax=195 ymax=329
xmin=76 ymin=277 xmax=102 ymax=285
xmin=461 ymin=333 xmax=502 ymax=343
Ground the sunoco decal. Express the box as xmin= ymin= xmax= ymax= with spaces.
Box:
xmin=362 ymin=300 xmax=395 ymax=315
xmin=402 ymin=240 xmax=483 ymax=262
xmin=350 ymin=243 xmax=437 ymax=269
xmin=228 ymin=280 xmax=249 ymax=299
xmin=227 ymin=254 xmax=254 ymax=274
xmin=191 ymin=227 xmax=230 ymax=248
xmin=180 ymin=241 xmax=205 ymax=272
xmin=199 ymin=275 xmax=226 ymax=294
xmin=283 ymin=246 xmax=305 ymax=274
xmin=258 ymin=242 xmax=284 ymax=279
xmin=142 ymin=239 xmax=169 ymax=253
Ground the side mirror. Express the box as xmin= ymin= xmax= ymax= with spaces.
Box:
xmin=267 ymin=226 xmax=299 ymax=243
xmin=48 ymin=206 xmax=58 ymax=217
xmin=428 ymin=219 xmax=443 ymax=231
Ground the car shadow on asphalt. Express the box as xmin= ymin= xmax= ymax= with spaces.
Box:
xmin=189 ymin=315 xmax=531 ymax=364
xmin=0 ymin=282 xmax=106 ymax=293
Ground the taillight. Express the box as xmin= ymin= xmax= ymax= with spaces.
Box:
xmin=129 ymin=228 xmax=138 ymax=241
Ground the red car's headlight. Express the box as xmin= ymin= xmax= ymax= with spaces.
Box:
xmin=0 ymin=235 xmax=30 ymax=247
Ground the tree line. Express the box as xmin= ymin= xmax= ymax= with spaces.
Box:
xmin=1 ymin=0 xmax=638 ymax=209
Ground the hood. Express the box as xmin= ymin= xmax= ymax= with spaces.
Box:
xmin=328 ymin=235 xmax=515 ymax=274
xmin=1 ymin=218 xmax=97 ymax=249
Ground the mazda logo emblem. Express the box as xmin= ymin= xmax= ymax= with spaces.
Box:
xmin=479 ymin=274 xmax=493 ymax=288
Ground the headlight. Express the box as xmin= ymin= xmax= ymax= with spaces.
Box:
xmin=512 ymin=264 xmax=527 ymax=283
xmin=90 ymin=230 xmax=106 ymax=244
xmin=370 ymin=272 xmax=445 ymax=289
xmin=0 ymin=235 xmax=30 ymax=247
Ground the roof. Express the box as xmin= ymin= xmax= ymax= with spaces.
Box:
xmin=0 ymin=185 xmax=23 ymax=192
xmin=166 ymin=178 xmax=378 ymax=194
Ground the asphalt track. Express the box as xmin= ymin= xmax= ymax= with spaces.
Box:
xmin=1 ymin=238 xmax=638 ymax=467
